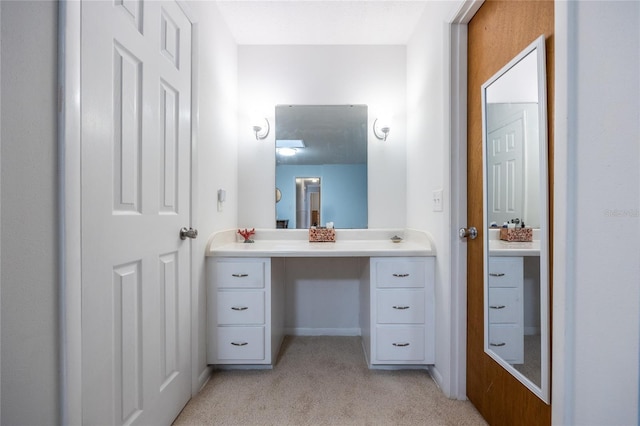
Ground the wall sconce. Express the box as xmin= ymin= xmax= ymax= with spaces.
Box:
xmin=373 ymin=118 xmax=391 ymax=141
xmin=252 ymin=117 xmax=270 ymax=140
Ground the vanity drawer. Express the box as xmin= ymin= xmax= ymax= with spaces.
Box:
xmin=375 ymin=260 xmax=426 ymax=288
xmin=376 ymin=290 xmax=425 ymax=324
xmin=488 ymin=324 xmax=524 ymax=364
xmin=216 ymin=326 xmax=265 ymax=361
xmin=488 ymin=288 xmax=521 ymax=324
xmin=214 ymin=260 xmax=265 ymax=289
xmin=375 ymin=326 xmax=425 ymax=361
xmin=488 ymin=257 xmax=523 ymax=288
xmin=217 ymin=291 xmax=265 ymax=325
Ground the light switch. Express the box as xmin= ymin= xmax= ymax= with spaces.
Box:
xmin=432 ymin=189 xmax=443 ymax=212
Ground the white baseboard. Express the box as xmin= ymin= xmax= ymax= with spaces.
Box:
xmin=284 ymin=327 xmax=361 ymax=336
xmin=196 ymin=365 xmax=213 ymax=394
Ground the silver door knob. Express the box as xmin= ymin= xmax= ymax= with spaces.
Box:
xmin=459 ymin=227 xmax=478 ymax=239
xmin=180 ymin=227 xmax=198 ymax=240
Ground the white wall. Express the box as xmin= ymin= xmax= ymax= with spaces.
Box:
xmin=553 ymin=1 xmax=640 ymax=424
xmin=186 ymin=1 xmax=238 ymax=392
xmin=237 ymin=45 xmax=407 ymax=230
xmin=0 ymin=1 xmax=59 ymax=423
xmin=406 ymin=0 xmax=464 ymax=398
xmin=284 ymin=258 xmax=362 ymax=335
xmin=236 ymin=45 xmax=406 ymax=331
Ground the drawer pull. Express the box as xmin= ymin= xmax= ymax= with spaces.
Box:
xmin=392 ymin=305 xmax=410 ymax=310
xmin=230 ymin=342 xmax=248 ymax=346
xmin=392 ymin=342 xmax=410 ymax=347
xmin=231 ymin=273 xmax=249 ymax=278
xmin=231 ymin=306 xmax=248 ymax=311
xmin=490 ymin=342 xmax=506 ymax=347
xmin=489 ymin=305 xmax=506 ymax=309
xmin=489 ymin=273 xmax=505 ymax=277
xmin=392 ymin=273 xmax=410 ymax=278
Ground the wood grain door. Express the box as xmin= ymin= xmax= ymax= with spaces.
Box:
xmin=466 ymin=1 xmax=553 ymax=425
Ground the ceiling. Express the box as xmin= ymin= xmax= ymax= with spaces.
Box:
xmin=214 ymin=1 xmax=431 ymax=45
xmin=275 ymin=105 xmax=368 ymax=165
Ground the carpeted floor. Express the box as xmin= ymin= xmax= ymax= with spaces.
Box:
xmin=173 ymin=336 xmax=487 ymax=425
xmin=513 ymin=334 xmax=542 ymax=388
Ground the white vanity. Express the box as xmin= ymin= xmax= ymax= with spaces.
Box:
xmin=206 ymin=229 xmax=435 ymax=368
xmin=486 ymin=228 xmax=541 ymax=366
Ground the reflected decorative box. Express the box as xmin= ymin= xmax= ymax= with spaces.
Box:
xmin=309 ymin=227 xmax=336 ymax=242
xmin=499 ymin=227 xmax=533 ymax=242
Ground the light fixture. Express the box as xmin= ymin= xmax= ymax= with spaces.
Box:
xmin=373 ymin=118 xmax=391 ymax=141
xmin=277 ymin=147 xmax=297 ymax=156
xmin=276 ymin=139 xmax=305 ymax=156
xmin=252 ymin=117 xmax=270 ymax=140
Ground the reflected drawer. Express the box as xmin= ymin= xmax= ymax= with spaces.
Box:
xmin=217 ymin=291 xmax=265 ymax=325
xmin=217 ymin=327 xmax=265 ymax=361
xmin=488 ymin=288 xmax=521 ymax=324
xmin=375 ymin=260 xmax=426 ymax=288
xmin=488 ymin=257 xmax=523 ymax=288
xmin=488 ymin=324 xmax=523 ymax=364
xmin=375 ymin=326 xmax=425 ymax=361
xmin=214 ymin=260 xmax=265 ymax=289
xmin=376 ymin=290 xmax=425 ymax=324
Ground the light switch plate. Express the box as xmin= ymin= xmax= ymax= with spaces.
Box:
xmin=432 ymin=189 xmax=443 ymax=212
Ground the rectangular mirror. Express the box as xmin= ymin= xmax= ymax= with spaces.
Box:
xmin=481 ymin=35 xmax=550 ymax=403
xmin=275 ymin=105 xmax=368 ymax=229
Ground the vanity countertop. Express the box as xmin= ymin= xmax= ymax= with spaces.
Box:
xmin=489 ymin=239 xmax=541 ymax=257
xmin=206 ymin=229 xmax=435 ymax=258
xmin=487 ymin=228 xmax=541 ymax=257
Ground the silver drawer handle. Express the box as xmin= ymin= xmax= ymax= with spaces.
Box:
xmin=393 ymin=305 xmax=410 ymax=310
xmin=231 ymin=273 xmax=249 ymax=278
xmin=231 ymin=306 xmax=248 ymax=311
xmin=489 ymin=273 xmax=505 ymax=277
xmin=392 ymin=342 xmax=410 ymax=347
xmin=489 ymin=305 xmax=506 ymax=309
xmin=392 ymin=273 xmax=410 ymax=278
xmin=490 ymin=342 xmax=506 ymax=347
xmin=231 ymin=342 xmax=248 ymax=346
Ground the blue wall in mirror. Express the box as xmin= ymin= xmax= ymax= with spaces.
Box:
xmin=276 ymin=164 xmax=367 ymax=229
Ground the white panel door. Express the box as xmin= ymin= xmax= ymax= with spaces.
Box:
xmin=81 ymin=1 xmax=192 ymax=424
xmin=487 ymin=114 xmax=525 ymax=226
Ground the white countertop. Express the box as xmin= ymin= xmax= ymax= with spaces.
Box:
xmin=206 ymin=229 xmax=435 ymax=258
xmin=487 ymin=228 xmax=541 ymax=257
xmin=489 ymin=239 xmax=541 ymax=257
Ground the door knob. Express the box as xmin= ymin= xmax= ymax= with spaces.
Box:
xmin=180 ymin=227 xmax=198 ymax=240
xmin=459 ymin=227 xmax=478 ymax=240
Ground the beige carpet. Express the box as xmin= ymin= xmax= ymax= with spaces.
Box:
xmin=173 ymin=336 xmax=486 ymax=426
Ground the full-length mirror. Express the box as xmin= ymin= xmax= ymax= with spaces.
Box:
xmin=275 ymin=105 xmax=368 ymax=229
xmin=481 ymin=35 xmax=550 ymax=403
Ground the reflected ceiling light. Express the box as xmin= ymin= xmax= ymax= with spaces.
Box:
xmin=276 ymin=139 xmax=305 ymax=156
xmin=373 ymin=118 xmax=391 ymax=141
xmin=277 ymin=147 xmax=297 ymax=156
xmin=252 ymin=117 xmax=270 ymax=140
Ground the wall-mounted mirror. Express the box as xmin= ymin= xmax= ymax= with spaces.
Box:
xmin=481 ymin=35 xmax=550 ymax=403
xmin=275 ymin=105 xmax=368 ymax=229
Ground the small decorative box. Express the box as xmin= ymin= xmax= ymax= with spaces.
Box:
xmin=309 ymin=227 xmax=336 ymax=242
xmin=499 ymin=227 xmax=533 ymax=242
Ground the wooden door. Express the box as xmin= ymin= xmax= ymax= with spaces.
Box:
xmin=466 ymin=1 xmax=553 ymax=424
xmin=80 ymin=1 xmax=193 ymax=424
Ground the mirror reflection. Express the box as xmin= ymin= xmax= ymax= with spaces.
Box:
xmin=482 ymin=35 xmax=549 ymax=403
xmin=275 ymin=105 xmax=368 ymax=229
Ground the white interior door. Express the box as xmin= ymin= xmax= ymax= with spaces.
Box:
xmin=487 ymin=114 xmax=525 ymax=225
xmin=80 ymin=1 xmax=192 ymax=424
